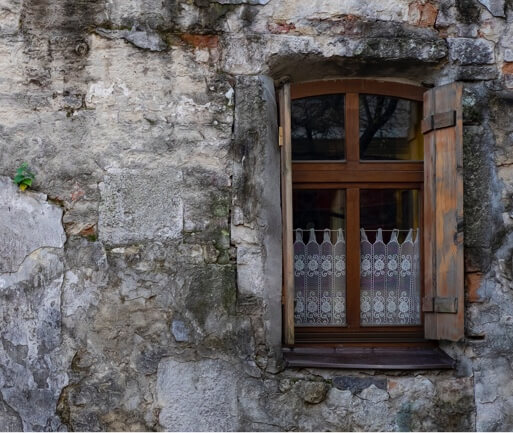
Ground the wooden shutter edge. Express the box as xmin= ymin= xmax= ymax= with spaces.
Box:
xmin=279 ymin=83 xmax=294 ymax=345
xmin=423 ymin=82 xmax=464 ymax=342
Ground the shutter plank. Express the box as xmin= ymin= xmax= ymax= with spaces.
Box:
xmin=423 ymin=83 xmax=464 ymax=341
xmin=279 ymin=84 xmax=295 ymax=345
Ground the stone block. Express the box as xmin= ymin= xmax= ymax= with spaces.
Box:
xmin=408 ymin=1 xmax=439 ymax=27
xmin=333 ymin=376 xmax=387 ymax=394
xmin=0 ymin=176 xmax=65 ymax=273
xmin=456 ymin=65 xmax=498 ymax=80
xmin=448 ymin=38 xmax=496 ymax=65
xmin=171 ymin=320 xmax=190 ymax=342
xmin=157 ymin=358 xmax=239 ymax=431
xmin=0 ymin=248 xmax=68 ymax=431
xmin=236 ymin=246 xmax=265 ymax=298
xmin=478 ymin=0 xmax=505 ymax=17
xmin=294 ymin=381 xmax=330 ymax=404
xmin=353 ymin=37 xmax=447 ymax=62
xmin=359 ymin=384 xmax=390 ymax=403
xmin=0 ymin=398 xmax=22 ymax=431
xmin=98 ymin=168 xmax=183 ymax=245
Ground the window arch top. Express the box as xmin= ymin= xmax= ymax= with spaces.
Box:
xmin=291 ymin=79 xmax=424 ymax=101
xmin=290 ymin=79 xmax=425 ymax=162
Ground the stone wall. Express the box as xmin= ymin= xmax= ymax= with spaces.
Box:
xmin=1 ymin=0 xmax=513 ymax=430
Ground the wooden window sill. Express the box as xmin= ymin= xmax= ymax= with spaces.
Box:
xmin=282 ymin=346 xmax=455 ymax=370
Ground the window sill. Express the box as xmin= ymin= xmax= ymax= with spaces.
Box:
xmin=282 ymin=346 xmax=455 ymax=370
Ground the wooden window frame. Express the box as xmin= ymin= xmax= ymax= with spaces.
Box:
xmin=283 ymin=79 xmax=427 ymax=347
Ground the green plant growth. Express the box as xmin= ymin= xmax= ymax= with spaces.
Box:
xmin=13 ymin=163 xmax=35 ymax=191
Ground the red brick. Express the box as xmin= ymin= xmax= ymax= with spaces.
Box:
xmin=267 ymin=20 xmax=296 ymax=34
xmin=180 ymin=34 xmax=219 ymax=49
xmin=409 ymin=2 xmax=439 ymax=27
xmin=502 ymin=62 xmax=513 ymax=74
xmin=465 ymin=272 xmax=484 ymax=303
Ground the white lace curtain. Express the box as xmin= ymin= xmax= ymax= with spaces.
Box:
xmin=360 ymin=228 xmax=421 ymax=326
xmin=293 ymin=228 xmax=421 ymax=327
xmin=294 ymin=229 xmax=346 ymax=326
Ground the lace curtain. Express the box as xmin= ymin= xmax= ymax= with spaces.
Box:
xmin=293 ymin=227 xmax=421 ymax=327
xmin=294 ymin=229 xmax=346 ymax=326
xmin=360 ymin=228 xmax=421 ymax=326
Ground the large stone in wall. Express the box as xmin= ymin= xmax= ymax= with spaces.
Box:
xmin=0 ymin=398 xmax=22 ymax=431
xmin=0 ymin=176 xmax=65 ymax=273
xmin=222 ymin=33 xmax=447 ymax=80
xmin=448 ymin=38 xmax=496 ymax=65
xmin=0 ymin=176 xmax=68 ymax=430
xmin=232 ymin=75 xmax=282 ymax=354
xmin=98 ymin=168 xmax=183 ymax=245
xmin=478 ymin=0 xmax=505 ymax=17
xmin=0 ymin=249 xmax=67 ymax=431
xmin=156 ymin=358 xmax=239 ymax=431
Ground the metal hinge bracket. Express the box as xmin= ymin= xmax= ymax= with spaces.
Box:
xmin=422 ymin=296 xmax=458 ymax=313
xmin=421 ymin=110 xmax=457 ymax=133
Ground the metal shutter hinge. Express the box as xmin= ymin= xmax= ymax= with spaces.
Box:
xmin=421 ymin=110 xmax=457 ymax=133
xmin=422 ymin=296 xmax=458 ymax=313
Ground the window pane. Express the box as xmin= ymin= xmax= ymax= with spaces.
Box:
xmin=293 ymin=190 xmax=346 ymax=326
xmin=292 ymin=94 xmax=345 ymax=160
xmin=359 ymin=95 xmax=423 ymax=161
xmin=360 ymin=189 xmax=421 ymax=326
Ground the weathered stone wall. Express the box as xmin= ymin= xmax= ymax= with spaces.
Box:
xmin=1 ymin=0 xmax=513 ymax=430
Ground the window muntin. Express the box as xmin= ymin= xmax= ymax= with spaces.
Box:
xmin=290 ymin=82 xmax=424 ymax=344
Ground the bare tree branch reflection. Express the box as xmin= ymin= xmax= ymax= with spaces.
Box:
xmin=291 ymin=95 xmax=344 ymax=160
xmin=360 ymin=95 xmax=398 ymax=157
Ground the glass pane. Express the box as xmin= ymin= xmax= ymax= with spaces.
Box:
xmin=293 ymin=190 xmax=346 ymax=326
xmin=360 ymin=190 xmax=421 ymax=326
xmin=359 ymin=95 xmax=423 ymax=161
xmin=292 ymin=94 xmax=345 ymax=160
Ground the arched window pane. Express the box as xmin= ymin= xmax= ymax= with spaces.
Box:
xmin=359 ymin=95 xmax=423 ymax=161
xmin=292 ymin=94 xmax=345 ymax=160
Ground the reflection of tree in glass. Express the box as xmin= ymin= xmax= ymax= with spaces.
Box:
xmin=360 ymin=95 xmax=398 ymax=155
xmin=291 ymin=95 xmax=344 ymax=159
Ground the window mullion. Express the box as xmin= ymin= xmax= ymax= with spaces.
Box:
xmin=345 ymin=93 xmax=360 ymax=163
xmin=346 ymin=187 xmax=361 ymax=328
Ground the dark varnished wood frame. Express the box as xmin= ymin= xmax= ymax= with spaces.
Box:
xmin=289 ymin=79 xmax=426 ymax=346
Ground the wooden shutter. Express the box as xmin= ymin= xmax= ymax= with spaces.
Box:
xmin=279 ymin=83 xmax=294 ymax=345
xmin=422 ymin=82 xmax=464 ymax=341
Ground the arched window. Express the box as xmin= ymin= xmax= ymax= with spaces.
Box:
xmin=279 ymin=80 xmax=463 ymax=368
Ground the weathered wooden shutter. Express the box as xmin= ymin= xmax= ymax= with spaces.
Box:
xmin=279 ymin=83 xmax=294 ymax=345
xmin=422 ymin=82 xmax=464 ymax=341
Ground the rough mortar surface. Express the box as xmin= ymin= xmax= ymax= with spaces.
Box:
xmin=1 ymin=0 xmax=513 ymax=431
